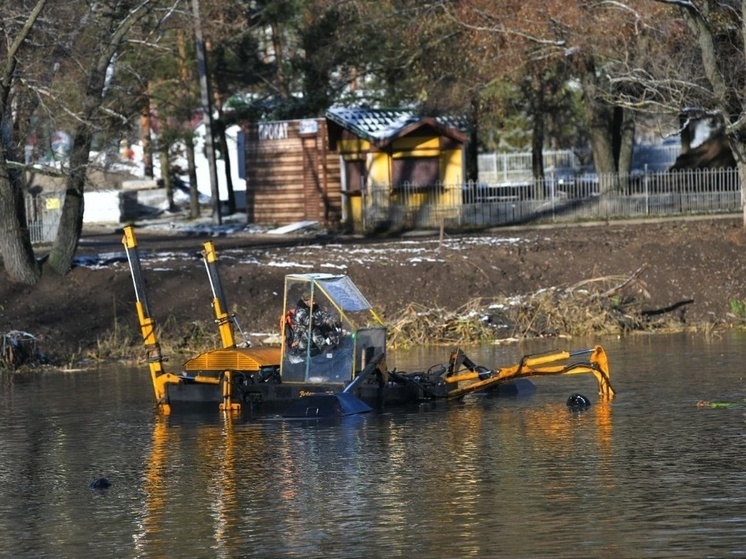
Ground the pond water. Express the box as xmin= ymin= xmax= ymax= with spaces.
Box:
xmin=2 ymin=332 xmax=746 ymax=558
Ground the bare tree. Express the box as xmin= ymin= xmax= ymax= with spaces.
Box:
xmin=47 ymin=1 xmax=176 ymax=275
xmin=439 ymin=1 xmax=645 ymax=180
xmin=0 ymin=1 xmax=184 ymax=284
xmin=0 ymin=0 xmax=50 ymax=285
xmin=649 ymin=0 xmax=746 ymax=226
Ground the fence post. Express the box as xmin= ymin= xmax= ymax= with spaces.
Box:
xmin=439 ymin=217 xmax=445 ymax=251
xmin=361 ymin=181 xmax=367 ymax=233
xmin=642 ymin=163 xmax=650 ymax=215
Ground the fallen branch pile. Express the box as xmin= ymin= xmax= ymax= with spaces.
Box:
xmin=387 ymin=301 xmax=497 ymax=348
xmin=387 ymin=265 xmax=693 ymax=348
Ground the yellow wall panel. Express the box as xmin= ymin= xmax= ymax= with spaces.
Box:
xmin=367 ymin=152 xmax=391 ymax=185
xmin=339 ymin=138 xmax=371 ymax=155
xmin=441 ymin=149 xmax=464 ymax=185
xmin=391 ymin=149 xmax=440 ymax=159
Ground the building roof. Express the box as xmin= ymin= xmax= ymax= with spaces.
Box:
xmin=325 ymin=107 xmax=468 ymax=146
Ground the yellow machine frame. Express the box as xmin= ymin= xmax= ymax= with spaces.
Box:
xmin=123 ymin=226 xmax=275 ymax=414
xmin=123 ymin=225 xmax=615 ymax=414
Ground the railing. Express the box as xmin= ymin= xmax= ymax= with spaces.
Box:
xmin=478 ymin=150 xmax=585 ymax=185
xmin=26 ymin=191 xmax=63 ymax=244
xmin=362 ymin=168 xmax=742 ymax=231
xmin=477 ymin=145 xmax=681 ymax=186
xmin=26 ymin=166 xmax=741 ymax=240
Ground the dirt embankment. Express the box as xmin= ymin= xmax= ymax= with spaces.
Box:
xmin=2 ymin=216 xmax=746 ymax=366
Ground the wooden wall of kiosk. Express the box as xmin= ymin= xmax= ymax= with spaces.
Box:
xmin=242 ymin=118 xmax=342 ymax=227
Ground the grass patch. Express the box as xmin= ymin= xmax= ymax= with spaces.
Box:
xmin=80 ymin=317 xmax=223 ymax=366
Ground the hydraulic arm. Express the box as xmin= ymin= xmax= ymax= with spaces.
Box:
xmin=202 ymin=241 xmax=249 ymax=349
xmin=443 ymin=345 xmax=615 ymax=400
xmin=122 ymin=225 xmax=185 ymax=414
xmin=391 ymin=345 xmax=615 ymax=402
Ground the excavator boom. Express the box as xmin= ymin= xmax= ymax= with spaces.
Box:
xmin=122 ymin=225 xmax=187 ymax=413
xmin=202 ymin=241 xmax=237 ymax=349
xmin=393 ymin=345 xmax=615 ymax=402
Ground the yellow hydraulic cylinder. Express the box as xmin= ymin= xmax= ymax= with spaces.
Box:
xmin=202 ymin=241 xmax=236 ymax=349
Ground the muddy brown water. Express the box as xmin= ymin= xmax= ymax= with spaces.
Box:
xmin=2 ymin=332 xmax=746 ymax=558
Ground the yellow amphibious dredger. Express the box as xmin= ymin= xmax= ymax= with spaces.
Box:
xmin=122 ymin=225 xmax=615 ymax=417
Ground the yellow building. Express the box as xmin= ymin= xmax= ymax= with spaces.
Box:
xmin=325 ymin=107 xmax=469 ymax=232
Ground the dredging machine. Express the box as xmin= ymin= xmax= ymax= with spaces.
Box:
xmin=122 ymin=225 xmax=615 ymax=417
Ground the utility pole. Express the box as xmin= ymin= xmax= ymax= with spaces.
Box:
xmin=192 ymin=0 xmax=221 ymax=224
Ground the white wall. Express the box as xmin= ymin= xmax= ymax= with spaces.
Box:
xmin=126 ymin=123 xmax=246 ymax=207
xmin=186 ymin=123 xmax=246 ymax=206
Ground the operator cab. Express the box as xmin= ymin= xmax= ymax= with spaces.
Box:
xmin=280 ymin=273 xmax=386 ymax=384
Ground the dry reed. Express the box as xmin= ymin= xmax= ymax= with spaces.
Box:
xmin=386 ymin=267 xmax=686 ymax=348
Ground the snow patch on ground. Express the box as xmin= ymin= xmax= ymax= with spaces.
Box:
xmin=76 ymin=216 xmax=529 ymax=273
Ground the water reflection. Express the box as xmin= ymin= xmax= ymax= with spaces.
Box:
xmin=3 ymin=334 xmax=746 ymax=557
xmin=135 ymin=414 xmax=247 ymax=558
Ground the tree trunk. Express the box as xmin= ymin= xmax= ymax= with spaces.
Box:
xmin=525 ymin=74 xmax=546 ymax=199
xmin=0 ymin=0 xmax=49 ymax=284
xmin=186 ymin=137 xmax=200 ymax=218
xmin=741 ymin=162 xmax=746 ymax=230
xmin=531 ymin=109 xmax=545 ymax=200
xmin=47 ymin=129 xmax=89 ymax=275
xmin=582 ymin=81 xmax=616 ymax=175
xmin=140 ymin=93 xmax=153 ymax=178
xmin=679 ymin=0 xmax=746 ymax=228
xmin=616 ymin=107 xmax=635 ymax=174
xmin=175 ymin=29 xmax=198 ymax=217
xmin=215 ymin=115 xmax=236 ymax=215
xmin=617 ymin=107 xmax=636 ymax=192
xmin=0 ymin=166 xmax=41 ymax=285
xmin=46 ymin=2 xmax=153 ymax=274
xmin=0 ymin=75 xmax=39 ymax=284
xmin=465 ymin=100 xmax=479 ymax=183
xmin=579 ymin=59 xmax=634 ymax=199
xmin=730 ymin=146 xmax=746 ymax=228
xmin=210 ymin=61 xmax=235 ymax=216
xmin=159 ymin=145 xmax=174 ymax=210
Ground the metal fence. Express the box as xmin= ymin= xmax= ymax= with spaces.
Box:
xmin=26 ymin=191 xmax=63 ymax=244
xmin=362 ymin=167 xmax=742 ymax=231
xmin=477 ymin=150 xmax=584 ymax=185
xmin=477 ymin=145 xmax=682 ymax=185
xmin=25 ymin=166 xmax=742 ymax=239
